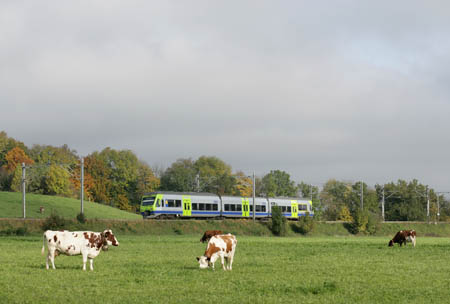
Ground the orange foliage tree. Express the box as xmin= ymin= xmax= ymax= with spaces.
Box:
xmin=3 ymin=147 xmax=34 ymax=173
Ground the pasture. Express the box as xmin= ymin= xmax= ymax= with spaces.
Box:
xmin=1 ymin=235 xmax=450 ymax=304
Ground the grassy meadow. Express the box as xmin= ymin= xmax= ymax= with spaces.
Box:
xmin=0 ymin=191 xmax=141 ymax=220
xmin=2 ymin=235 xmax=450 ymax=304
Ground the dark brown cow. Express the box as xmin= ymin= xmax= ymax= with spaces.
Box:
xmin=388 ymin=230 xmax=416 ymax=247
xmin=200 ymin=230 xmax=223 ymax=243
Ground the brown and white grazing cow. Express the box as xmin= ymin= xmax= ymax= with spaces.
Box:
xmin=200 ymin=230 xmax=223 ymax=243
xmin=388 ymin=230 xmax=416 ymax=247
xmin=197 ymin=234 xmax=237 ymax=271
xmin=42 ymin=229 xmax=119 ymax=271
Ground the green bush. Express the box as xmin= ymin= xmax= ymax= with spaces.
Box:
xmin=41 ymin=212 xmax=66 ymax=231
xmin=296 ymin=213 xmax=316 ymax=235
xmin=76 ymin=212 xmax=86 ymax=224
xmin=346 ymin=209 xmax=380 ymax=235
xmin=271 ymin=206 xmax=287 ymax=236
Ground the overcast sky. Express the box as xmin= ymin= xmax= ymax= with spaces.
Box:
xmin=2 ymin=1 xmax=450 ymax=190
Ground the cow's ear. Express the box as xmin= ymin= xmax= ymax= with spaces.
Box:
xmin=196 ymin=257 xmax=200 ymax=261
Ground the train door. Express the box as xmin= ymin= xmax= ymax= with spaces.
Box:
xmin=182 ymin=196 xmax=192 ymax=216
xmin=242 ymin=198 xmax=250 ymax=217
xmin=291 ymin=200 xmax=298 ymax=218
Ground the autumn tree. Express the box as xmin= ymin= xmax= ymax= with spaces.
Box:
xmin=233 ymin=171 xmax=253 ymax=197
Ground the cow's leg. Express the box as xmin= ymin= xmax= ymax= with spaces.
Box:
xmin=89 ymin=258 xmax=94 ymax=271
xmin=82 ymin=253 xmax=87 ymax=271
xmin=228 ymin=254 xmax=234 ymax=270
xmin=412 ymin=237 xmax=416 ymax=247
xmin=220 ymin=254 xmax=226 ymax=271
xmin=48 ymin=249 xmax=56 ymax=269
xmin=46 ymin=252 xmax=50 ymax=270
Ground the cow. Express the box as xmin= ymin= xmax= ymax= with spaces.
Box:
xmin=388 ymin=230 xmax=416 ymax=247
xmin=197 ymin=234 xmax=237 ymax=271
xmin=200 ymin=230 xmax=223 ymax=243
xmin=41 ymin=229 xmax=119 ymax=271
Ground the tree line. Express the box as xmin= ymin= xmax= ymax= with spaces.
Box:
xmin=1 ymin=131 xmax=448 ymax=221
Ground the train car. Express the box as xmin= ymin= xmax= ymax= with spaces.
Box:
xmin=221 ymin=196 xmax=269 ymax=219
xmin=140 ymin=192 xmax=313 ymax=220
xmin=140 ymin=192 xmax=220 ymax=219
xmin=268 ymin=197 xmax=314 ymax=220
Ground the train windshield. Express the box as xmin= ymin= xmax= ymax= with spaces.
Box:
xmin=141 ymin=196 xmax=156 ymax=206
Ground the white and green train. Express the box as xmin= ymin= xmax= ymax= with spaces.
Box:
xmin=139 ymin=191 xmax=313 ymax=220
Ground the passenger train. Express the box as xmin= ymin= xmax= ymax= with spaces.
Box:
xmin=139 ymin=191 xmax=313 ymax=220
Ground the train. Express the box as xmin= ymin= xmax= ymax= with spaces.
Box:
xmin=139 ymin=191 xmax=314 ymax=220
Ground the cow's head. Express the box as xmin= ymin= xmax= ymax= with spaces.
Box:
xmin=102 ymin=230 xmax=119 ymax=247
xmin=388 ymin=240 xmax=394 ymax=247
xmin=196 ymin=256 xmax=210 ymax=269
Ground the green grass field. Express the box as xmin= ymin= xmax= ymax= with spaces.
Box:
xmin=1 ymin=235 xmax=450 ymax=304
xmin=0 ymin=191 xmax=141 ymax=220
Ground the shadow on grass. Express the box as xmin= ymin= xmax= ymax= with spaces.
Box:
xmin=298 ymin=281 xmax=337 ymax=295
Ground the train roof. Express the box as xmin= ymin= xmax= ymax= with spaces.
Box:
xmin=142 ymin=191 xmax=218 ymax=197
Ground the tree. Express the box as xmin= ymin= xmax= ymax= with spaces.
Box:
xmin=43 ymin=165 xmax=72 ymax=197
xmin=375 ymin=179 xmax=432 ymax=221
xmin=3 ymin=147 xmax=34 ymax=173
xmin=160 ymin=158 xmax=197 ymax=192
xmin=261 ymin=170 xmax=298 ymax=197
xmin=233 ymin=171 xmax=253 ymax=197
xmin=194 ymin=156 xmax=235 ymax=195
xmin=84 ymin=153 xmax=112 ymax=204
xmin=320 ymin=179 xmax=352 ymax=221
xmin=131 ymin=161 xmax=160 ymax=208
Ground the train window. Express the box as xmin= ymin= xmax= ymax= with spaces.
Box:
xmin=192 ymin=203 xmax=198 ymax=210
xmin=224 ymin=204 xmax=230 ymax=211
xmin=230 ymin=204 xmax=236 ymax=211
xmin=167 ymin=200 xmax=174 ymax=208
xmin=249 ymin=205 xmax=253 ymax=212
xmin=213 ymin=204 xmax=218 ymax=211
xmin=176 ymin=200 xmax=182 ymax=208
xmin=287 ymin=206 xmax=291 ymax=212
xmin=142 ymin=198 xmax=155 ymax=206
xmin=281 ymin=206 xmax=286 ymax=212
xmin=262 ymin=206 xmax=266 ymax=212
xmin=299 ymin=204 xmax=307 ymax=211
xmin=206 ymin=204 xmax=212 ymax=211
xmin=199 ymin=204 xmax=205 ymax=211
xmin=236 ymin=204 xmax=242 ymax=211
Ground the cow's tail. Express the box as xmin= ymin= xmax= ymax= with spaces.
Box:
xmin=41 ymin=231 xmax=46 ymax=255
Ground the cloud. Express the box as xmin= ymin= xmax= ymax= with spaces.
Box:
xmin=2 ymin=1 xmax=450 ymax=190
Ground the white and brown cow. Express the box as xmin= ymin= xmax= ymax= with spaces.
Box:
xmin=42 ymin=229 xmax=119 ymax=271
xmin=388 ymin=230 xmax=416 ymax=247
xmin=197 ymin=234 xmax=237 ymax=271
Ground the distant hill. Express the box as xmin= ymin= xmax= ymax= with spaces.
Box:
xmin=0 ymin=191 xmax=141 ymax=220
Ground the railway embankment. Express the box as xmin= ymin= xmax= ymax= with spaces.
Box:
xmin=1 ymin=218 xmax=450 ymax=237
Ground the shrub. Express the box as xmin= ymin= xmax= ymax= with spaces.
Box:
xmin=346 ymin=209 xmax=380 ymax=235
xmin=296 ymin=213 xmax=316 ymax=235
xmin=271 ymin=206 xmax=287 ymax=236
xmin=76 ymin=212 xmax=86 ymax=224
xmin=42 ymin=212 xmax=66 ymax=231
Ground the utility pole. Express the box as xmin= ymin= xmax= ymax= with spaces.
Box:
xmin=381 ymin=187 xmax=385 ymax=221
xmin=80 ymin=157 xmax=84 ymax=215
xmin=426 ymin=187 xmax=430 ymax=223
xmin=22 ymin=163 xmax=26 ymax=219
xmin=360 ymin=181 xmax=363 ymax=210
xmin=252 ymin=171 xmax=255 ymax=221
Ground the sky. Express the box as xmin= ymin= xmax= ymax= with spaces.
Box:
xmin=1 ymin=1 xmax=450 ymax=191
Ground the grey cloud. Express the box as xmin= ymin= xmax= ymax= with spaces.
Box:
xmin=2 ymin=1 xmax=450 ymax=191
